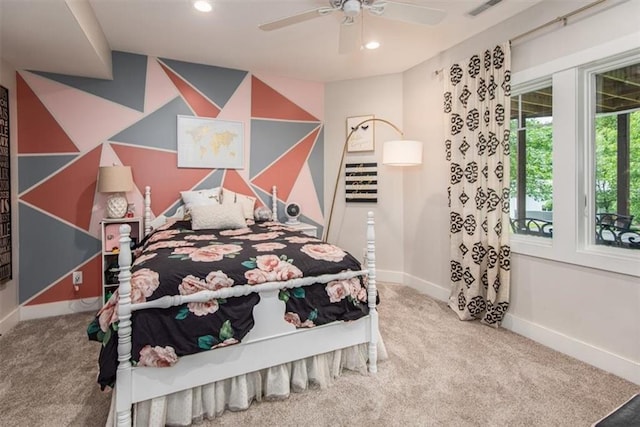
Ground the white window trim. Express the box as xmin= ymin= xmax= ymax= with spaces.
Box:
xmin=511 ymin=44 xmax=640 ymax=278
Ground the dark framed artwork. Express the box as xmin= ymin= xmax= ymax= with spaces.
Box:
xmin=345 ymin=162 xmax=377 ymax=203
xmin=0 ymin=86 xmax=11 ymax=283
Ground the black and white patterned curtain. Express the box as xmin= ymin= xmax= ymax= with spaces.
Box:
xmin=444 ymin=43 xmax=511 ymax=327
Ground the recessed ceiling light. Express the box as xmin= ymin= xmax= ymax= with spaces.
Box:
xmin=193 ymin=0 xmax=212 ymax=12
xmin=364 ymin=41 xmax=380 ymax=50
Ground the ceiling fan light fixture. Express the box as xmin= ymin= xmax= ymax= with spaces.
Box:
xmin=343 ymin=0 xmax=362 ymax=17
xmin=193 ymin=0 xmax=212 ymax=13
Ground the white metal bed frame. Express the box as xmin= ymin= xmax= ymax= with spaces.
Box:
xmin=111 ymin=186 xmax=379 ymax=426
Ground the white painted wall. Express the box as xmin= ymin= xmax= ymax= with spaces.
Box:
xmin=0 ymin=58 xmax=19 ymax=335
xmin=324 ymin=74 xmax=405 ymax=282
xmin=400 ymin=0 xmax=640 ymax=384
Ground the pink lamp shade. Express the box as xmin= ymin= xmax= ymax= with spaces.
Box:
xmin=97 ymin=166 xmax=134 ymax=218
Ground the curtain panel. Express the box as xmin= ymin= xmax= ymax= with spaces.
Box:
xmin=444 ymin=43 xmax=511 ymax=327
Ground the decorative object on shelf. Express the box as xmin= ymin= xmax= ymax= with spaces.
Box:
xmin=104 ymin=223 xmax=122 ymax=252
xmin=177 ymin=115 xmax=244 ymax=169
xmin=345 ymin=162 xmax=377 ymax=203
xmin=254 ymin=206 xmax=273 ymax=222
xmin=285 ymin=202 xmax=301 ymax=225
xmin=126 ymin=203 xmax=136 ymax=218
xmin=346 ymin=115 xmax=375 ymax=152
xmin=98 ymin=165 xmax=134 ymax=218
xmin=104 ymin=259 xmax=120 ymax=286
xmin=324 ymin=117 xmax=423 ymax=242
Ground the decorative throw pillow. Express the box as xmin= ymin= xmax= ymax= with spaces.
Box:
xmin=221 ymin=188 xmax=236 ymax=205
xmin=220 ymin=188 xmax=255 ymax=220
xmin=190 ymin=203 xmax=246 ymax=230
xmin=180 ymin=187 xmax=222 ymax=212
xmin=235 ymin=194 xmax=257 ymax=220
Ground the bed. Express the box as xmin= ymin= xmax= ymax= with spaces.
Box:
xmin=87 ymin=185 xmax=381 ymax=426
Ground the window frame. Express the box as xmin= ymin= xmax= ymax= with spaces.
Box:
xmin=582 ymin=53 xmax=640 ymax=252
xmin=509 ymin=79 xmax=553 ymax=239
xmin=511 ymin=49 xmax=640 ymax=278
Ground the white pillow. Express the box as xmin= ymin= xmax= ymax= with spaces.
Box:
xmin=190 ymin=204 xmax=246 ymax=230
xmin=180 ymin=187 xmax=221 ymax=211
xmin=221 ymin=188 xmax=236 ymax=205
xmin=235 ymin=194 xmax=256 ymax=220
xmin=220 ymin=188 xmax=255 ymax=220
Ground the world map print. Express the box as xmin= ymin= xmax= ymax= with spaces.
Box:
xmin=177 ymin=115 xmax=244 ymax=169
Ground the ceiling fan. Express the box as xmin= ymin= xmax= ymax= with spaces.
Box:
xmin=258 ymin=0 xmax=446 ymax=54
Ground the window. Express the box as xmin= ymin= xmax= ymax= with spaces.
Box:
xmin=511 ymin=46 xmax=640 ymax=277
xmin=509 ymin=85 xmax=553 ymax=238
xmin=591 ymin=61 xmax=640 ymax=250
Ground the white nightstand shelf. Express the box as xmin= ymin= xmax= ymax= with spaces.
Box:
xmin=100 ymin=217 xmax=142 ymax=305
xmin=285 ymin=221 xmax=318 ymax=238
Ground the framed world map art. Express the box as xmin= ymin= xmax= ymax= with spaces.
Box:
xmin=177 ymin=115 xmax=244 ymax=169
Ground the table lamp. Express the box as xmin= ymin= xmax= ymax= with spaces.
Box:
xmin=98 ymin=165 xmax=134 ymax=218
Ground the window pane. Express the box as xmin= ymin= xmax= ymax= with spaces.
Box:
xmin=594 ymin=62 xmax=640 ymax=250
xmin=510 ymin=86 xmax=553 ymax=237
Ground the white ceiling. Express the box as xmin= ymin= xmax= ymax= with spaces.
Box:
xmin=1 ymin=0 xmax=546 ymax=82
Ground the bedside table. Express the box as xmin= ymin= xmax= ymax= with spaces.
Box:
xmin=285 ymin=221 xmax=318 ymax=238
xmin=100 ymin=217 xmax=142 ymax=305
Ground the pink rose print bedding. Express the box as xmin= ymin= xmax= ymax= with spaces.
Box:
xmin=87 ymin=220 xmax=371 ymax=390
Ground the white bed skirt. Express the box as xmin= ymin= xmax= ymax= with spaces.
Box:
xmin=106 ymin=338 xmax=387 ymax=427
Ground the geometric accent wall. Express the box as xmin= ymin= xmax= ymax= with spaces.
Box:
xmin=16 ymin=51 xmax=325 ymax=306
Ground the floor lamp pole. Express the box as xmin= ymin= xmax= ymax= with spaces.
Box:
xmin=323 ymin=117 xmax=403 ymax=242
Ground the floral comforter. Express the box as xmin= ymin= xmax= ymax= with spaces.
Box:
xmin=87 ymin=220 xmax=370 ymax=389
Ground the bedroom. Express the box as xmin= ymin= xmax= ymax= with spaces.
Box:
xmin=0 ymin=0 xmax=639 ymax=424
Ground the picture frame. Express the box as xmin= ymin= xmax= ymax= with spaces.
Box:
xmin=345 ymin=162 xmax=378 ymax=203
xmin=177 ymin=115 xmax=244 ymax=169
xmin=0 ymin=85 xmax=11 ymax=284
xmin=346 ymin=115 xmax=375 ymax=153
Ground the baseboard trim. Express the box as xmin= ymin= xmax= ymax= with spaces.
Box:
xmin=392 ymin=271 xmax=639 ymax=386
xmin=501 ymin=313 xmax=640 ymax=386
xmin=402 ymin=272 xmax=451 ymax=302
xmin=0 ymin=307 xmax=20 ymax=335
xmin=20 ymin=298 xmax=101 ymax=321
xmin=375 ymin=269 xmax=405 ymax=285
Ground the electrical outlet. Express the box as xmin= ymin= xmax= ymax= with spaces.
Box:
xmin=72 ymin=271 xmax=83 ymax=285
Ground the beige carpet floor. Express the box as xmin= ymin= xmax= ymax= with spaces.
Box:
xmin=0 ymin=283 xmax=637 ymax=426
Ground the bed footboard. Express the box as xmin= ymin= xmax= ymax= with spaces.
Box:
xmin=114 ymin=211 xmax=377 ymax=426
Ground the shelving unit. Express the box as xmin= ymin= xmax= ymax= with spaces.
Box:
xmin=100 ymin=217 xmax=142 ymax=305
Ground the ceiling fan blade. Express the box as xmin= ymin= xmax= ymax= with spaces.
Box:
xmin=338 ymin=21 xmax=360 ymax=55
xmin=259 ymin=7 xmax=336 ymax=31
xmin=372 ymin=1 xmax=446 ymax=26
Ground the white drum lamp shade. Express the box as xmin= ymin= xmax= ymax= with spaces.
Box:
xmin=382 ymin=140 xmax=423 ymax=166
xmin=98 ymin=166 xmax=134 ymax=218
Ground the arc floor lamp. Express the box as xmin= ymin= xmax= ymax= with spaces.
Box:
xmin=323 ymin=117 xmax=423 ymax=242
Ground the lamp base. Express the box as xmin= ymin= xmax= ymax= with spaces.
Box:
xmin=106 ymin=193 xmax=128 ymax=218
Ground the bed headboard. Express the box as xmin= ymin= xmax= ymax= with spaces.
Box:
xmin=144 ymin=185 xmax=279 ymax=236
